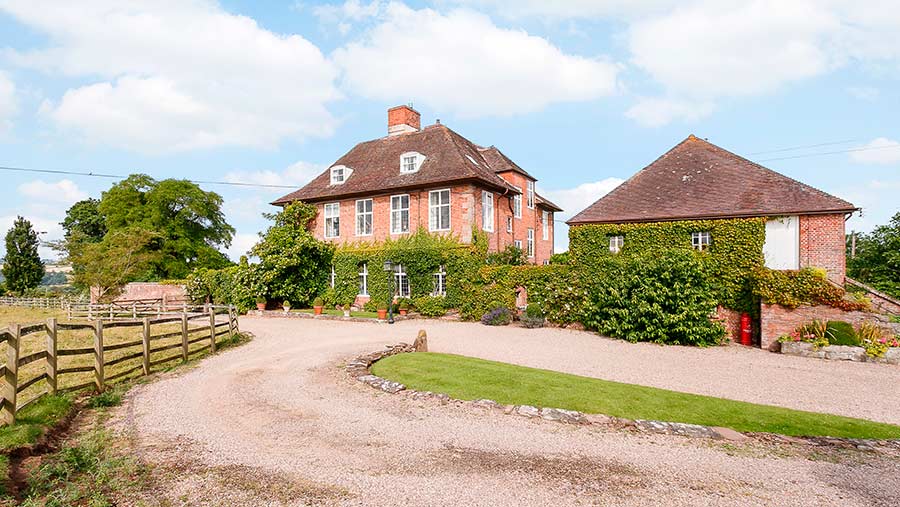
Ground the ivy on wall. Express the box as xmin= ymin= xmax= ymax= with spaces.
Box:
xmin=568 ymin=218 xmax=767 ymax=313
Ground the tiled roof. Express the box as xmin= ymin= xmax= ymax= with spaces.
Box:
xmin=478 ymin=146 xmax=535 ymax=179
xmin=272 ymin=125 xmax=520 ymax=204
xmin=568 ymin=135 xmax=857 ymax=225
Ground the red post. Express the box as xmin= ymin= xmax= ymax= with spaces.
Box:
xmin=740 ymin=313 xmax=753 ymax=346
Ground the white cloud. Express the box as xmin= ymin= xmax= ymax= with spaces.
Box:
xmin=625 ymin=97 xmax=713 ymax=127
xmin=849 ymin=138 xmax=900 ymax=165
xmin=224 ymin=161 xmax=324 ymax=190
xmin=0 ymin=214 xmax=65 ymax=260
xmin=1 ymin=0 xmax=339 ymax=153
xmin=314 ymin=0 xmax=383 ymax=25
xmin=542 ymin=177 xmax=625 ymax=221
xmin=0 ymin=71 xmax=16 ymax=133
xmin=333 ymin=3 xmax=620 ymax=117
xmin=840 ymin=179 xmax=900 ymax=233
xmin=847 ymin=86 xmax=879 ymax=101
xmin=451 ymin=1 xmax=678 ymax=20
xmin=18 ymin=179 xmax=87 ymax=204
xmin=225 ymin=233 xmax=259 ymax=262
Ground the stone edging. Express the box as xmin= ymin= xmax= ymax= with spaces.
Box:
xmin=780 ymin=341 xmax=900 ymax=365
xmin=346 ymin=344 xmax=900 ymax=452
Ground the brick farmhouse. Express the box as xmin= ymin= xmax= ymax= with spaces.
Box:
xmin=568 ymin=135 xmax=858 ymax=283
xmin=274 ymin=106 xmax=561 ymax=266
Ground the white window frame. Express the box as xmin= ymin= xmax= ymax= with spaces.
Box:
xmin=358 ymin=263 xmax=368 ymax=296
xmin=692 ymin=231 xmax=711 ymax=252
xmin=526 ymin=181 xmax=535 ymax=209
xmin=399 ymin=151 xmax=425 ymax=174
xmin=324 ymin=202 xmax=340 ymax=239
xmin=506 ymin=216 xmax=513 ymax=233
xmin=513 ymin=192 xmax=522 ymax=218
xmin=390 ymin=194 xmax=410 ymax=234
xmin=428 ymin=189 xmax=451 ymax=232
xmin=542 ymin=210 xmax=550 ymax=240
xmin=330 ymin=165 xmax=351 ymax=185
xmin=482 ymin=191 xmax=494 ymax=232
xmin=330 ymin=264 xmax=336 ymax=289
xmin=355 ymin=199 xmax=373 ymax=236
xmin=514 ymin=240 xmax=522 ymax=250
xmin=609 ymin=235 xmax=624 ymax=254
xmin=394 ymin=264 xmax=410 ymax=298
xmin=527 ymin=228 xmax=534 ymax=258
xmin=433 ymin=264 xmax=447 ymax=296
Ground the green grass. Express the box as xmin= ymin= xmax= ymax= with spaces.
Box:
xmin=0 ymin=394 xmax=73 ymax=452
xmin=372 ymin=353 xmax=900 ymax=440
xmin=294 ymin=308 xmax=380 ymax=319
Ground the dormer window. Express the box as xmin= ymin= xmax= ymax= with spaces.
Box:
xmin=400 ymin=152 xmax=425 ymax=174
xmin=330 ymin=165 xmax=351 ymax=185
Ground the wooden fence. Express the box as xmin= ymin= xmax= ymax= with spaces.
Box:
xmin=0 ymin=305 xmax=238 ymax=425
xmin=0 ymin=296 xmax=86 ymax=309
xmin=66 ymin=298 xmax=195 ymax=320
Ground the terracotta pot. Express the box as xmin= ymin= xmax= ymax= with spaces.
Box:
xmin=283 ymin=306 xmax=290 ymax=313
xmin=399 ymin=309 xmax=407 ymax=316
xmin=313 ymin=306 xmax=323 ymax=315
xmin=256 ymin=303 xmax=266 ymax=311
xmin=377 ymin=309 xmax=387 ymax=320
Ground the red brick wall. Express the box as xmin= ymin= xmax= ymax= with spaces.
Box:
xmin=759 ymin=303 xmax=883 ymax=351
xmin=91 ymin=282 xmax=187 ymax=306
xmin=716 ymin=306 xmax=743 ymax=343
xmin=309 ymin=181 xmax=553 ymax=265
xmin=799 ymin=214 xmax=846 ymax=283
xmin=388 ymin=105 xmax=420 ymax=130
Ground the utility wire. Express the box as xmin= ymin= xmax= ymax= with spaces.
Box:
xmin=755 ymin=143 xmax=900 ymax=162
xmin=0 ymin=165 xmax=299 ymax=189
xmin=747 ymin=139 xmax=860 ymax=155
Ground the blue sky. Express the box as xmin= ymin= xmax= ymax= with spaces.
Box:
xmin=0 ymin=0 xmax=897 ymax=260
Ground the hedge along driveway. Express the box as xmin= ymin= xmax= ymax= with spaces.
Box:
xmin=372 ymin=352 xmax=900 ymax=439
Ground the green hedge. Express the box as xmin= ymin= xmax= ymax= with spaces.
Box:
xmin=569 ymin=218 xmax=766 ymax=313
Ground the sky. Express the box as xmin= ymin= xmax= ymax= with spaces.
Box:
xmin=0 ymin=0 xmax=898 ymax=260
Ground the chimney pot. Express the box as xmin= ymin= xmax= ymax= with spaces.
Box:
xmin=388 ymin=105 xmax=421 ymax=136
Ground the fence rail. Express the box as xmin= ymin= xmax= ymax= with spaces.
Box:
xmin=0 ymin=305 xmax=238 ymax=426
xmin=0 ymin=296 xmax=87 ymax=309
xmin=66 ymin=299 xmax=205 ymax=321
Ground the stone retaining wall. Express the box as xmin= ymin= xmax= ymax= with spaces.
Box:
xmin=780 ymin=341 xmax=900 ymax=365
xmin=760 ymin=303 xmax=896 ymax=351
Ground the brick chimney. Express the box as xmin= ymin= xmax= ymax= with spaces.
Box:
xmin=388 ymin=105 xmax=420 ymax=136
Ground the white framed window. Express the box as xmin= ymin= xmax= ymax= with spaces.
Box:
xmin=324 ymin=203 xmax=340 ymax=238
xmin=394 ymin=264 xmax=410 ymax=298
xmin=542 ymin=260 xmax=550 ymax=266
xmin=542 ymin=211 xmax=550 ymax=240
xmin=692 ymin=231 xmax=711 ymax=252
xmin=358 ymin=263 xmax=368 ymax=296
xmin=390 ymin=194 xmax=410 ymax=234
xmin=513 ymin=192 xmax=522 ymax=218
xmin=400 ymin=152 xmax=425 ymax=174
xmin=433 ymin=264 xmax=447 ymax=296
xmin=355 ymin=199 xmax=373 ymax=236
xmin=330 ymin=264 xmax=336 ymax=288
xmin=527 ymin=228 xmax=534 ymax=258
xmin=429 ymin=189 xmax=451 ymax=231
xmin=609 ymin=235 xmax=624 ymax=254
xmin=330 ymin=165 xmax=351 ymax=185
xmin=506 ymin=217 xmax=513 ymax=233
xmin=526 ymin=181 xmax=535 ymax=209
xmin=514 ymin=240 xmax=522 ymax=250
xmin=482 ymin=191 xmax=494 ymax=232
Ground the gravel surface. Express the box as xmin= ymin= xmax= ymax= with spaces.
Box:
xmin=114 ymin=318 xmax=900 ymax=506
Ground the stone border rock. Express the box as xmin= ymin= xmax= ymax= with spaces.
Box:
xmin=345 ymin=343 xmax=900 ymax=452
xmin=780 ymin=341 xmax=900 ymax=365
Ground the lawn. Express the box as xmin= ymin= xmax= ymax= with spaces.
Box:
xmin=293 ymin=308 xmax=380 ymax=319
xmin=372 ymin=352 xmax=900 ymax=440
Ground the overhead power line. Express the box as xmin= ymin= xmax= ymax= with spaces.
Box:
xmin=0 ymin=165 xmax=299 ymax=189
xmin=755 ymin=143 xmax=900 ymax=162
xmin=747 ymin=139 xmax=860 ymax=155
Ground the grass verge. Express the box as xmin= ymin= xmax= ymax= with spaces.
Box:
xmin=372 ymin=352 xmax=900 ymax=440
xmin=294 ymin=308 xmax=380 ymax=319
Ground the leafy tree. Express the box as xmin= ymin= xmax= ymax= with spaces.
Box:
xmin=61 ymin=198 xmax=107 ymax=243
xmin=2 ymin=216 xmax=45 ymax=294
xmin=848 ymin=212 xmax=900 ymax=298
xmin=69 ymin=229 xmax=161 ymax=301
xmin=251 ymin=202 xmax=334 ymax=307
xmin=97 ymin=174 xmax=235 ymax=279
xmin=40 ymin=272 xmax=69 ymax=286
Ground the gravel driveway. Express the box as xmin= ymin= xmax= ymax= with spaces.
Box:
xmin=114 ymin=317 xmax=900 ymax=506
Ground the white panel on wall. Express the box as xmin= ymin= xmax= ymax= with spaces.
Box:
xmin=764 ymin=216 xmax=800 ymax=270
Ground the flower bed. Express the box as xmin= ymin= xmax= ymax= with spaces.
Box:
xmin=778 ymin=319 xmax=900 ymax=364
xmin=780 ymin=341 xmax=900 ymax=365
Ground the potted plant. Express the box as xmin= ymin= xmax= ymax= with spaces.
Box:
xmin=398 ymin=299 xmax=410 ymax=316
xmin=342 ymin=303 xmax=351 ymax=318
xmin=313 ymin=297 xmax=324 ymax=316
xmin=282 ymin=300 xmax=291 ymax=313
xmin=255 ymin=296 xmax=267 ymax=311
xmin=376 ymin=302 xmax=388 ymax=320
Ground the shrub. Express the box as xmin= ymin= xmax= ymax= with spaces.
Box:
xmin=312 ymin=297 xmax=324 ymax=307
xmin=88 ymin=389 xmax=122 ymax=408
xmin=414 ymin=296 xmax=446 ymax=317
xmin=364 ymin=300 xmax=380 ymax=312
xmin=521 ymin=303 xmax=545 ymax=329
xmin=486 ymin=245 xmax=527 ymax=266
xmin=481 ymin=302 xmax=512 ymax=326
xmin=825 ymin=320 xmax=859 ymax=346
xmin=398 ymin=298 xmax=411 ymax=311
xmin=583 ymin=250 xmax=725 ymax=346
xmin=255 ymin=295 xmax=266 ymax=304
xmin=752 ymin=267 xmax=869 ymax=312
xmin=857 ymin=322 xmax=897 ymax=358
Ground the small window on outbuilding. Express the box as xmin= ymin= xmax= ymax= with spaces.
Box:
xmin=609 ymin=235 xmax=624 ymax=254
xmin=692 ymin=231 xmax=711 ymax=252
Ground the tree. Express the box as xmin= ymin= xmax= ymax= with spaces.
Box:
xmin=251 ymin=202 xmax=334 ymax=306
xmin=848 ymin=212 xmax=900 ymax=298
xmin=97 ymin=174 xmax=235 ymax=279
xmin=61 ymin=198 xmax=107 ymax=243
xmin=69 ymin=229 xmax=161 ymax=302
xmin=2 ymin=216 xmax=45 ymax=295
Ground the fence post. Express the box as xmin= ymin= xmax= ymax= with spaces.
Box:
xmin=132 ymin=303 xmax=137 ymax=320
xmin=46 ymin=318 xmax=58 ymax=394
xmin=2 ymin=324 xmax=21 ymax=424
xmin=181 ymin=313 xmax=189 ymax=362
xmin=94 ymin=320 xmax=105 ymax=391
xmin=208 ymin=308 xmax=217 ymax=353
xmin=231 ymin=305 xmax=239 ymax=334
xmin=142 ymin=317 xmax=151 ymax=375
